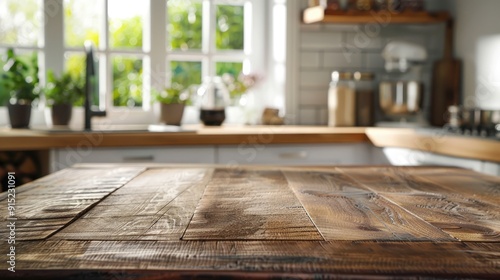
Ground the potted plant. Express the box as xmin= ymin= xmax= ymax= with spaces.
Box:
xmin=1 ymin=49 xmax=40 ymax=128
xmin=152 ymin=83 xmax=189 ymax=126
xmin=44 ymin=70 xmax=84 ymax=126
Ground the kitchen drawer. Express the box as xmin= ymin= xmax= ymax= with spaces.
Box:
xmin=51 ymin=146 xmax=215 ymax=171
xmin=217 ymin=143 xmax=371 ymax=166
xmin=382 ymin=147 xmax=485 ymax=172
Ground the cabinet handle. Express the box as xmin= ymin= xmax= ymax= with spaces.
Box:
xmin=278 ymin=151 xmax=308 ymax=159
xmin=122 ymin=155 xmax=155 ymax=162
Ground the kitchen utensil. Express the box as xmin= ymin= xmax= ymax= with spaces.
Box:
xmin=379 ymin=81 xmax=422 ymax=116
xmin=430 ymin=20 xmax=461 ymax=126
xmin=479 ymin=109 xmax=500 ymax=137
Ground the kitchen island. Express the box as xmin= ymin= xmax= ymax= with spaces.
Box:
xmin=1 ymin=164 xmax=499 ymax=279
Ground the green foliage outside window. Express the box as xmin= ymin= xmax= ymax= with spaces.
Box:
xmin=110 ymin=16 xmax=143 ymax=49
xmin=216 ymin=5 xmax=244 ymax=50
xmin=168 ymin=0 xmax=202 ymax=50
xmin=64 ymin=0 xmax=100 ymax=47
xmin=112 ymin=57 xmax=143 ymax=107
xmin=216 ymin=62 xmax=243 ymax=78
xmin=170 ymin=61 xmax=202 ymax=90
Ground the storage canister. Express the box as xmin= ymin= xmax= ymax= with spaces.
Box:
xmin=354 ymin=71 xmax=374 ymax=126
xmin=328 ymin=71 xmax=356 ymax=127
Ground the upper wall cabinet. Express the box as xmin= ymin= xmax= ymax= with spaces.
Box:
xmin=303 ymin=6 xmax=450 ymax=24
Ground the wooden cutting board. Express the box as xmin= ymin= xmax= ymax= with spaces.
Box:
xmin=1 ymin=165 xmax=499 ymax=279
xmin=430 ymin=20 xmax=461 ymax=126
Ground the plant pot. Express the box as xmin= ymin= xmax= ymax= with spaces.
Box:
xmin=160 ymin=103 xmax=185 ymax=125
xmin=51 ymin=103 xmax=73 ymax=126
xmin=7 ymin=103 xmax=32 ymax=129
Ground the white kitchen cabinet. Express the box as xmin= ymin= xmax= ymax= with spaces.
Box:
xmin=382 ymin=147 xmax=500 ymax=176
xmin=51 ymin=146 xmax=216 ymax=172
xmin=217 ymin=143 xmax=372 ymax=166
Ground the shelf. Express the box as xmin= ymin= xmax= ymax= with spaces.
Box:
xmin=303 ymin=6 xmax=450 ymax=24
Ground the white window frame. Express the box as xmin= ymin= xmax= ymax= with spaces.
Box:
xmin=0 ymin=0 xmax=267 ymax=126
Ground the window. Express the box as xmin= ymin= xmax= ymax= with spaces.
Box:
xmin=0 ymin=0 xmax=269 ymax=125
xmin=0 ymin=0 xmax=43 ymax=107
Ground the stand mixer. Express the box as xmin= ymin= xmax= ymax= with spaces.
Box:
xmin=377 ymin=41 xmax=429 ymax=127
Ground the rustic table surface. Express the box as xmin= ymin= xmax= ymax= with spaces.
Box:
xmin=1 ymin=165 xmax=499 ymax=279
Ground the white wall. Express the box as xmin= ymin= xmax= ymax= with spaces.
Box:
xmin=453 ymin=0 xmax=500 ymax=109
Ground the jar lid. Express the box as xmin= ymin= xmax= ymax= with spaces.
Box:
xmin=332 ymin=71 xmax=353 ymax=81
xmin=354 ymin=72 xmax=374 ymax=81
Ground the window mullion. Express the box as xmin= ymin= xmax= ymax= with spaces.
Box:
xmin=145 ymin=0 xmax=167 ymax=110
xmin=102 ymin=0 xmax=112 ymax=112
xmin=43 ymin=0 xmax=64 ymax=78
xmin=202 ymin=0 xmax=214 ymax=78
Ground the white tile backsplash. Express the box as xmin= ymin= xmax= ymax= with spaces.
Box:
xmin=300 ymin=52 xmax=321 ymax=68
xmin=365 ymin=52 xmax=386 ymax=69
xmin=298 ymin=107 xmax=318 ymax=125
xmin=301 ymin=31 xmax=343 ymax=50
xmin=299 ymin=88 xmax=328 ymax=106
xmin=324 ymin=51 xmax=363 ymax=68
xmin=297 ymin=18 xmax=446 ymax=125
xmin=299 ymin=70 xmax=332 ymax=88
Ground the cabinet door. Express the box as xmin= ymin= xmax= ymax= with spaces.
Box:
xmin=51 ymin=146 xmax=215 ymax=171
xmin=217 ymin=143 xmax=371 ymax=166
xmin=382 ymin=147 xmax=485 ymax=172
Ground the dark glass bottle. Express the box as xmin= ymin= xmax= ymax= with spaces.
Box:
xmin=197 ymin=76 xmax=230 ymax=126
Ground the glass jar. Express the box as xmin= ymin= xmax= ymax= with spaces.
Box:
xmin=328 ymin=71 xmax=356 ymax=127
xmin=354 ymin=72 xmax=375 ymax=127
xmin=197 ymin=76 xmax=230 ymax=126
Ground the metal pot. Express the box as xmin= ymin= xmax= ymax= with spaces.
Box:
xmin=379 ymin=81 xmax=422 ymax=116
xmin=479 ymin=109 xmax=500 ymax=137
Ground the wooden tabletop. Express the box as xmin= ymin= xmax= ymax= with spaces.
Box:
xmin=1 ymin=165 xmax=499 ymax=279
xmin=0 ymin=125 xmax=368 ymax=150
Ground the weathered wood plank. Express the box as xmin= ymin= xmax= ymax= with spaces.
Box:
xmin=337 ymin=167 xmax=500 ymax=241
xmin=53 ymin=168 xmax=212 ymax=241
xmin=284 ymin=171 xmax=453 ymax=241
xmin=410 ymin=168 xmax=500 ymax=207
xmin=0 ymin=167 xmax=145 ymax=240
xmin=382 ymin=192 xmax=500 ymax=241
xmin=182 ymin=169 xmax=323 ymax=241
xmin=6 ymin=240 xmax=498 ymax=278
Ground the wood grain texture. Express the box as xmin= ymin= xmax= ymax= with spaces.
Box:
xmin=0 ymin=125 xmax=368 ymax=151
xmin=365 ymin=127 xmax=500 ymax=163
xmin=1 ymin=165 xmax=499 ymax=278
xmin=182 ymin=169 xmax=323 ymax=241
xmin=337 ymin=167 xmax=500 ymax=241
xmin=0 ymin=167 xmax=144 ymax=240
xmin=284 ymin=170 xmax=453 ymax=241
xmin=6 ymin=240 xmax=498 ymax=278
xmin=54 ymin=168 xmax=212 ymax=241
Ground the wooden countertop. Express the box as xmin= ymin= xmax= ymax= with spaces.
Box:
xmin=0 ymin=125 xmax=368 ymax=150
xmin=0 ymin=125 xmax=499 ymax=163
xmin=1 ymin=165 xmax=499 ymax=278
xmin=366 ymin=128 xmax=500 ymax=163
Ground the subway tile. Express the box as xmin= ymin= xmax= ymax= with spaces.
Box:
xmin=301 ymin=31 xmax=343 ymax=50
xmin=365 ymin=52 xmax=385 ymax=69
xmin=298 ymin=88 xmax=328 ymax=106
xmin=298 ymin=107 xmax=318 ymax=125
xmin=323 ymin=24 xmax=360 ymax=32
xmin=323 ymin=51 xmax=363 ymax=68
xmin=345 ymin=28 xmax=384 ymax=50
xmin=300 ymin=52 xmax=321 ymax=68
xmin=318 ymin=107 xmax=329 ymax=125
xmin=299 ymin=70 xmax=332 ymax=88
xmin=300 ymin=23 xmax=322 ymax=32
